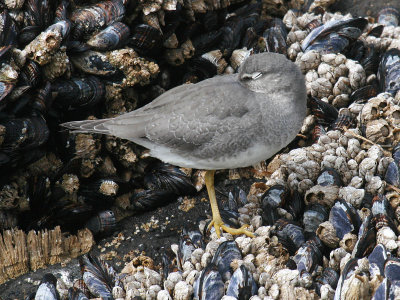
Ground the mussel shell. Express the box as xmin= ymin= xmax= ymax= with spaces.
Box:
xmin=274 ymin=219 xmax=306 ymax=255
xmin=19 ymin=60 xmax=41 ymax=88
xmin=385 ymin=161 xmax=400 ymax=187
xmin=34 ymin=273 xmax=59 ymax=300
xmin=0 ymin=81 xmax=14 ymax=102
xmin=361 ymin=45 xmax=381 ymax=76
xmin=378 ymin=48 xmax=400 ymax=95
xmin=378 ymin=7 xmax=400 ymax=27
xmin=317 ymin=168 xmax=343 ymax=186
xmin=303 ymin=203 xmax=329 ymax=235
xmin=261 ymin=184 xmax=289 ymax=208
xmin=263 ymin=26 xmax=287 ymax=55
xmin=192 ymin=30 xmax=222 ymax=56
xmin=70 ymin=50 xmax=120 ymax=77
xmin=181 ymin=57 xmax=218 ymax=84
xmin=225 ymin=186 xmax=247 ymax=212
xmin=226 ymin=265 xmax=258 ymax=299
xmin=329 ymin=199 xmax=361 ymax=239
xmin=293 ymin=236 xmax=325 ymax=276
xmin=306 ymin=32 xmax=349 ymax=54
xmin=302 ymin=17 xmax=368 ymax=51
xmin=85 ymin=210 xmax=117 ymax=237
xmin=353 ymin=214 xmax=376 ymax=258
xmin=129 ymin=24 xmax=163 ymax=55
xmin=68 ymin=287 xmax=89 ymax=300
xmin=308 ymin=96 xmax=339 ymax=125
xmin=0 ymin=210 xmax=18 ymax=231
xmin=219 ymin=209 xmax=241 ymax=229
xmin=334 ymin=258 xmax=358 ymax=300
xmin=349 ymin=85 xmax=378 ymax=103
xmin=194 ymin=263 xmax=224 ymax=300
xmin=0 ymin=116 xmax=49 ymax=152
xmin=128 ymin=189 xmax=177 ymax=212
xmin=371 ymin=194 xmax=397 ymax=227
xmin=393 ymin=141 xmax=400 ymax=162
xmin=144 ymin=162 xmax=196 ymax=196
xmin=367 ymin=25 xmax=384 ymax=37
xmin=331 ymin=108 xmax=354 ymax=131
xmin=211 ymin=240 xmax=242 ymax=282
xmin=372 ymin=278 xmax=389 ymax=300
xmin=80 ymin=254 xmax=116 ymax=299
xmin=219 ymin=11 xmax=259 ymax=56
xmin=0 ymin=11 xmax=18 ymax=49
xmin=315 ymin=267 xmax=339 ymax=296
xmin=385 ymin=258 xmax=400 ymax=282
xmin=177 ymin=228 xmax=204 ymax=269
xmin=368 ymin=243 xmax=387 ymax=277
xmin=52 ymin=76 xmax=106 ymax=110
xmin=87 ymin=22 xmax=130 ymax=51
xmin=70 ymin=0 xmax=125 ymax=39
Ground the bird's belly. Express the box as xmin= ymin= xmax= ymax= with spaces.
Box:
xmin=150 ymin=142 xmax=286 ymax=170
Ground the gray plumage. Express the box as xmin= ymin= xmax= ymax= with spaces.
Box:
xmin=62 ymin=52 xmax=307 ymax=170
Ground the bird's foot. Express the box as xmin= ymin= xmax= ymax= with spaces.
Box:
xmin=207 ymin=218 xmax=255 ymax=238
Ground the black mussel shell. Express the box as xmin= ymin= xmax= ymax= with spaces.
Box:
xmin=34 ymin=273 xmax=60 ymax=300
xmin=378 ymin=48 xmax=400 ymax=95
xmin=274 ymin=219 xmax=306 ymax=255
xmin=293 ymin=236 xmax=325 ymax=280
xmin=335 ymin=258 xmax=359 ymax=299
xmin=177 ymin=227 xmax=204 ymax=269
xmin=70 ymin=50 xmax=120 ymax=77
xmin=192 ymin=30 xmax=222 ymax=56
xmin=128 ymin=189 xmax=177 ymax=212
xmin=80 ymin=254 xmax=115 ymax=299
xmin=194 ymin=263 xmax=224 ymax=300
xmin=261 ymin=185 xmax=290 ymax=225
xmin=385 ymin=161 xmax=400 ymax=187
xmin=52 ymin=76 xmax=106 ymax=110
xmin=144 ymin=162 xmax=196 ymax=196
xmin=302 ymin=17 xmax=368 ymax=52
xmin=129 ymin=24 xmax=163 ymax=56
xmin=68 ymin=287 xmax=89 ymax=300
xmin=0 ymin=116 xmax=49 ymax=153
xmin=314 ymin=267 xmax=339 ymax=296
xmin=308 ymin=97 xmax=338 ymax=125
xmin=368 ymin=243 xmax=387 ymax=276
xmin=385 ymin=258 xmax=400 ymax=282
xmin=331 ymin=108 xmax=354 ymax=131
xmin=378 ymin=7 xmax=400 ymax=27
xmin=226 ymin=265 xmax=258 ymax=299
xmin=353 ymin=214 xmax=376 ymax=258
xmin=350 ymin=85 xmax=378 ymax=103
xmin=70 ymin=0 xmax=125 ymax=39
xmin=329 ymin=199 xmax=361 ymax=239
xmin=182 ymin=57 xmax=218 ymax=84
xmin=317 ymin=168 xmax=343 ymax=186
xmin=85 ymin=210 xmax=117 ymax=237
xmin=303 ymin=203 xmax=329 ymax=236
xmin=211 ymin=241 xmax=242 ymax=282
xmin=87 ymin=22 xmax=130 ymax=51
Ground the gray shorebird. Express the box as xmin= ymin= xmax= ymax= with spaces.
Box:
xmin=62 ymin=52 xmax=307 ymax=238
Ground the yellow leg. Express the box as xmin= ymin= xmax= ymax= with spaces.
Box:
xmin=205 ymin=170 xmax=254 ymax=238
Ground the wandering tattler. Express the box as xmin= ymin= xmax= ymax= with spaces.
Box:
xmin=62 ymin=52 xmax=307 ymax=238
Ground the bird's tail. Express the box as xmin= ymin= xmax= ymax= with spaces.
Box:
xmin=60 ymin=119 xmax=112 ymax=135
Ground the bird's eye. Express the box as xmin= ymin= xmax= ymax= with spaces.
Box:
xmin=241 ymin=72 xmax=263 ymax=81
xmin=251 ymin=72 xmax=263 ymax=80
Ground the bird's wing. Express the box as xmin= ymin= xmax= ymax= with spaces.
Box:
xmin=105 ymin=74 xmax=263 ymax=157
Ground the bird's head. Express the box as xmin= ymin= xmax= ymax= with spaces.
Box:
xmin=238 ymin=52 xmax=305 ymax=96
